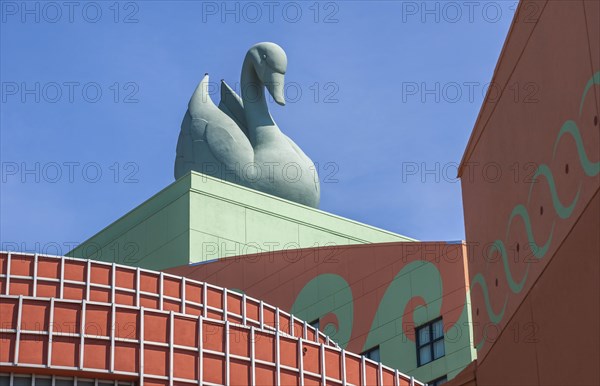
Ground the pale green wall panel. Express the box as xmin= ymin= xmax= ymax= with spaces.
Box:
xmin=69 ymin=172 xmax=415 ymax=270
xmin=189 ymin=230 xmax=220 ymax=263
xmin=245 ymin=208 xmax=300 ymax=248
xmin=298 ymin=224 xmax=349 ymax=248
xmin=190 ymin=193 xmax=246 ymax=242
xmin=140 ymin=231 xmax=190 ymax=269
xmin=145 ymin=205 xmax=170 ymax=253
xmin=166 ymin=194 xmax=191 ymax=239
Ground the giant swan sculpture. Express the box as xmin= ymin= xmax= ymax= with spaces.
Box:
xmin=174 ymin=42 xmax=320 ymax=208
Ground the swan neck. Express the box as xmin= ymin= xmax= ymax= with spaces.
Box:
xmin=241 ymin=54 xmax=279 ymax=145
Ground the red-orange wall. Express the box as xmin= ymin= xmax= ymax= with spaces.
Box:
xmin=455 ymin=0 xmax=599 ymax=384
xmin=167 ymin=241 xmax=473 ymax=373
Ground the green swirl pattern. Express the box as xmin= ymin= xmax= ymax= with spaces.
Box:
xmin=472 ymin=71 xmax=600 ymax=350
xmin=362 ymin=261 xmax=443 ymax=357
xmin=290 ymin=273 xmax=354 ymax=347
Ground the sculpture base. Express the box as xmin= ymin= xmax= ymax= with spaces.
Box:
xmin=69 ymin=172 xmax=415 ymax=270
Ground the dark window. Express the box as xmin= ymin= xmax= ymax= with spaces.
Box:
xmin=12 ymin=376 xmax=31 ymax=386
xmin=34 ymin=378 xmax=52 ymax=386
xmin=361 ymin=345 xmax=381 ymax=362
xmin=416 ymin=317 xmax=445 ymax=366
xmin=309 ymin=318 xmax=320 ymax=330
xmin=428 ymin=375 xmax=447 ymax=386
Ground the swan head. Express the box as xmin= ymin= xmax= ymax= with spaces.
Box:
xmin=247 ymin=42 xmax=287 ymax=106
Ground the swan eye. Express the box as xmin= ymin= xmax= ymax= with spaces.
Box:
xmin=262 ymin=54 xmax=267 ymax=60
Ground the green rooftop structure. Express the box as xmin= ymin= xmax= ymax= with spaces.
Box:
xmin=69 ymin=172 xmax=415 ymax=270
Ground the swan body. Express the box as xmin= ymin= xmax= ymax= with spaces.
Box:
xmin=174 ymin=42 xmax=320 ymax=208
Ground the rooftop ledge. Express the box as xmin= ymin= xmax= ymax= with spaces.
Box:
xmin=69 ymin=171 xmax=416 ymax=271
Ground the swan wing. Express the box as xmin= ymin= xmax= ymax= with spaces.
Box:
xmin=174 ymin=111 xmax=207 ymax=179
xmin=176 ymin=74 xmax=253 ymax=179
xmin=206 ymin=120 xmax=253 ymax=171
xmin=218 ymin=80 xmax=249 ymax=138
xmin=187 ymin=73 xmax=253 ymax=165
xmin=188 ymin=73 xmax=219 ymax=117
xmin=175 ymin=75 xmax=214 ymax=179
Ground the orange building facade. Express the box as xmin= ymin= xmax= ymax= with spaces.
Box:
xmin=450 ymin=0 xmax=599 ymax=384
xmin=166 ymin=242 xmax=476 ymax=383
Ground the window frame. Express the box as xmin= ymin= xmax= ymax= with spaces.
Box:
xmin=415 ymin=317 xmax=445 ymax=367
xmin=361 ymin=345 xmax=381 ymax=362
xmin=428 ymin=375 xmax=448 ymax=386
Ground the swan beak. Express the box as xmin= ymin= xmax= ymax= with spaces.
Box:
xmin=264 ymin=71 xmax=286 ymax=106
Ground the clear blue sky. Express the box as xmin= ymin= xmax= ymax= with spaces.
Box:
xmin=1 ymin=1 xmax=515 ymax=254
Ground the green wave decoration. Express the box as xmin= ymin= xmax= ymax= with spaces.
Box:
xmin=528 ymin=164 xmax=581 ymax=219
xmin=473 ymin=72 xmax=598 ymax=339
xmin=467 ymin=288 xmax=489 ymax=351
xmin=290 ymin=274 xmax=354 ymax=347
xmin=471 ymin=273 xmax=507 ymax=325
xmin=506 ymin=204 xmax=555 ymax=258
xmin=578 ymin=71 xmax=600 ymax=115
xmin=553 ymin=120 xmax=600 ymax=177
xmin=488 ymin=240 xmax=529 ymax=293
xmin=363 ymin=261 xmax=442 ymax=358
